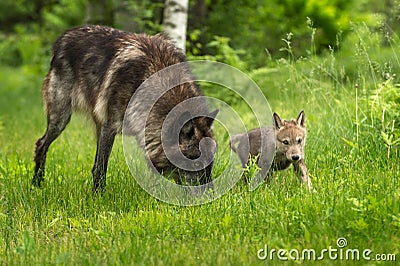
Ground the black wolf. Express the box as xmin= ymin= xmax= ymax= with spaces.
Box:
xmin=33 ymin=25 xmax=218 ymax=191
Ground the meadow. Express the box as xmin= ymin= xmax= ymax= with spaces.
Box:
xmin=0 ymin=25 xmax=399 ymax=265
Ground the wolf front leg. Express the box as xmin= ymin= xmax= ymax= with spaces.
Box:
xmin=293 ymin=160 xmax=312 ymax=189
xmin=92 ymin=123 xmax=116 ymax=192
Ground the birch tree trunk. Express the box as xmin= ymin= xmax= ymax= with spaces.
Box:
xmin=163 ymin=0 xmax=189 ymax=53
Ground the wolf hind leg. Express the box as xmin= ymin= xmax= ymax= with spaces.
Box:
xmin=33 ymin=71 xmax=73 ymax=187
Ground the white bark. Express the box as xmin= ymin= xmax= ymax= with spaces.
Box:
xmin=163 ymin=0 xmax=188 ymax=53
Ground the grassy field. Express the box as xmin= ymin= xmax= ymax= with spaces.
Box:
xmin=1 ymin=29 xmax=399 ymax=265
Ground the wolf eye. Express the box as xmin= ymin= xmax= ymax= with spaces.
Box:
xmin=297 ymin=138 xmax=302 ymax=144
xmin=282 ymin=140 xmax=289 ymax=145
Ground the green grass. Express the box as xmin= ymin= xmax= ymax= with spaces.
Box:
xmin=1 ymin=31 xmax=399 ymax=265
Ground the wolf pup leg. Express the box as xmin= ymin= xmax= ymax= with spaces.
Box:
xmin=293 ymin=159 xmax=311 ymax=189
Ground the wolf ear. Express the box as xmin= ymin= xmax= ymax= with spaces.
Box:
xmin=296 ymin=110 xmax=305 ymax=127
xmin=177 ymin=111 xmax=194 ymax=136
xmin=273 ymin=113 xmax=283 ymax=130
xmin=204 ymin=109 xmax=219 ymax=128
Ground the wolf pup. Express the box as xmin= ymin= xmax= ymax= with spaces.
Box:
xmin=33 ymin=25 xmax=218 ymax=192
xmin=230 ymin=111 xmax=311 ymax=189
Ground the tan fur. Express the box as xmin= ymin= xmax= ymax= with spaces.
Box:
xmin=230 ymin=111 xmax=312 ymax=189
xmin=93 ymin=41 xmax=145 ymax=126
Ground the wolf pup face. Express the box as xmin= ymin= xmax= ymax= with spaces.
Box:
xmin=273 ymin=111 xmax=306 ymax=163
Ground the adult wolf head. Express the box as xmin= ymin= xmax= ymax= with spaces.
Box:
xmin=123 ymin=66 xmax=219 ymax=186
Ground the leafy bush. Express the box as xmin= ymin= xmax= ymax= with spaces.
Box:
xmin=0 ymin=0 xmax=43 ymax=29
xmin=187 ymin=36 xmax=250 ymax=106
xmin=188 ymin=35 xmax=248 ymax=70
xmin=369 ymin=76 xmax=400 ymax=127
xmin=0 ymin=0 xmax=86 ymax=70
xmin=192 ymin=0 xmax=394 ymax=67
xmin=204 ymin=0 xmax=357 ymax=66
xmin=369 ymin=76 xmax=400 ymax=157
xmin=41 ymin=0 xmax=86 ymax=34
xmin=0 ymin=33 xmax=22 ymax=66
xmin=0 ymin=25 xmax=47 ymax=71
xmin=120 ymin=0 xmax=163 ymax=34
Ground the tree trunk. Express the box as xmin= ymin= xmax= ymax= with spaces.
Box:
xmin=163 ymin=0 xmax=189 ymax=53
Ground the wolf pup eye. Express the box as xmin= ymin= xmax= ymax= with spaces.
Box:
xmin=282 ymin=140 xmax=289 ymax=145
xmin=297 ymin=138 xmax=302 ymax=144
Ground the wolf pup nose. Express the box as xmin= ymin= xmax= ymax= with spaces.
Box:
xmin=230 ymin=110 xmax=312 ymax=189
xmin=291 ymin=155 xmax=300 ymax=161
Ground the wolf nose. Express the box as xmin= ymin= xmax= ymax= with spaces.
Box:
xmin=291 ymin=155 xmax=300 ymax=161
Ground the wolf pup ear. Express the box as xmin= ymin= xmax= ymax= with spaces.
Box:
xmin=296 ymin=110 xmax=305 ymax=127
xmin=205 ymin=109 xmax=219 ymax=128
xmin=273 ymin=113 xmax=283 ymax=130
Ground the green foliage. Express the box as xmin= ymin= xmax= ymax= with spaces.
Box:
xmin=0 ymin=24 xmax=52 ymax=74
xmin=206 ymin=36 xmax=248 ymax=70
xmin=335 ymin=23 xmax=400 ymax=157
xmin=204 ymin=0 xmax=357 ymax=66
xmin=0 ymin=0 xmax=42 ymax=28
xmin=381 ymin=130 xmax=400 ymax=158
xmin=242 ymin=155 xmax=261 ymax=183
xmin=14 ymin=25 xmax=47 ymax=72
xmin=369 ymin=77 xmax=400 ymax=127
xmin=0 ymin=117 xmax=3 ymax=136
xmin=188 ymin=35 xmax=248 ymax=70
xmin=0 ymin=0 xmax=396 ymax=70
xmin=187 ymin=36 xmax=249 ymax=106
xmin=369 ymin=77 xmax=400 ymax=157
xmin=336 ymin=22 xmax=398 ymax=79
xmin=0 ymin=33 xmax=21 ymax=66
xmin=41 ymin=0 xmax=86 ymax=33
xmin=121 ymin=0 xmax=164 ymax=34
xmin=195 ymin=0 xmax=393 ymax=67
xmin=0 ymin=0 xmax=86 ymax=69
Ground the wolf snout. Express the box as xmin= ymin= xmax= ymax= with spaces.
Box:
xmin=291 ymin=154 xmax=301 ymax=161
